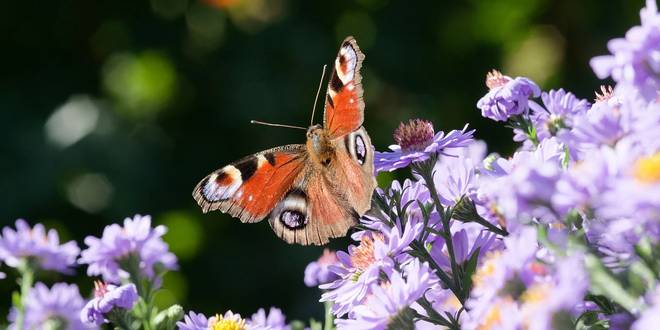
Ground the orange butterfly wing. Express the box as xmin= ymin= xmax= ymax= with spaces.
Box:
xmin=193 ymin=145 xmax=307 ymax=223
xmin=267 ymin=169 xmax=359 ymax=245
xmin=267 ymin=127 xmax=376 ymax=245
xmin=323 ymin=36 xmax=365 ymax=139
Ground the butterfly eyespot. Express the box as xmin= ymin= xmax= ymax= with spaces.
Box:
xmin=354 ymin=135 xmax=366 ymax=165
xmin=280 ymin=210 xmax=307 ymax=229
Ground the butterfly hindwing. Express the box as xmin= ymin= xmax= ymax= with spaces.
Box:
xmin=330 ymin=126 xmax=377 ymax=215
xmin=324 ymin=36 xmax=365 ymax=139
xmin=268 ymin=170 xmax=359 ymax=245
xmin=267 ymin=127 xmax=376 ymax=245
xmin=193 ymin=145 xmax=307 ymax=223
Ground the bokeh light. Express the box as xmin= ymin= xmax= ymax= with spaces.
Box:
xmin=102 ymin=51 xmax=177 ymax=119
xmin=44 ymin=95 xmax=100 ymax=148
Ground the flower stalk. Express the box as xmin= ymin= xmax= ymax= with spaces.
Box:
xmin=14 ymin=259 xmax=35 ymax=330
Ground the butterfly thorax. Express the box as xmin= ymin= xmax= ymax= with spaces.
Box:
xmin=306 ymin=125 xmax=334 ymax=167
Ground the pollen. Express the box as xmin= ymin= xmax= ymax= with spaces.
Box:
xmin=634 ymin=153 xmax=660 ymax=183
xmin=350 ymin=235 xmax=380 ymax=272
xmin=210 ymin=314 xmax=246 ymax=330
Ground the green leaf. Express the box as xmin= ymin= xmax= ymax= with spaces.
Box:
xmin=635 ymin=237 xmax=659 ymax=276
xmin=628 ymin=261 xmax=656 ymax=295
xmin=461 ymin=247 xmax=481 ymax=300
xmin=585 ymin=294 xmax=615 ymax=315
xmin=585 ymin=254 xmax=641 ymax=312
xmin=575 ymin=311 xmax=609 ymax=330
xmin=152 ymin=304 xmax=183 ymax=330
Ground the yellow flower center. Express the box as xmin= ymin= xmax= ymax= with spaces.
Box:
xmin=633 ymin=153 xmax=660 ymax=183
xmin=472 ymin=251 xmax=502 ymax=288
xmin=520 ymin=283 xmax=551 ymax=305
xmin=210 ymin=314 xmax=246 ymax=330
xmin=477 ymin=305 xmax=502 ymax=330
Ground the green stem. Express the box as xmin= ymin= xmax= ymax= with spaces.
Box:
xmin=323 ymin=300 xmax=335 ymax=330
xmin=15 ymin=261 xmax=35 ymax=330
xmin=410 ymin=240 xmax=463 ymax=303
xmin=107 ymin=309 xmax=133 ymax=330
xmin=417 ymin=162 xmax=463 ymax=300
xmin=123 ymin=254 xmax=154 ymax=330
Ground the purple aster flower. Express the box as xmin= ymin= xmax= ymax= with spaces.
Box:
xmin=304 ymin=249 xmax=340 ymax=287
xmin=335 ymin=259 xmax=432 ymax=330
xmin=80 ymin=281 xmax=138 ymax=325
xmin=590 ymin=0 xmax=660 ymax=101
xmin=249 ymin=307 xmax=290 ymax=330
xmin=422 ymin=285 xmax=463 ymax=321
xmin=430 ymin=228 xmax=500 ymax=271
xmin=0 ymin=219 xmax=80 ymax=274
xmin=519 ymin=254 xmax=589 ymax=330
xmin=478 ymin=144 xmax=563 ymax=232
xmin=477 ymin=70 xmax=541 ymax=122
xmin=374 ymin=179 xmax=435 ymax=229
xmin=374 ymin=119 xmax=474 ymax=172
xmin=208 ymin=311 xmax=252 ymax=329
xmin=530 ymin=89 xmax=590 ymax=142
xmin=551 ymin=143 xmax=634 ymax=217
xmin=597 ymin=144 xmax=660 ymax=224
xmin=564 ymin=96 xmax=635 ymax=153
xmin=79 ymin=214 xmax=178 ymax=284
xmin=8 ymin=282 xmax=95 ymax=330
xmin=466 ymin=228 xmax=542 ymax=323
xmin=177 ymin=311 xmax=210 ymax=330
xmin=320 ymin=234 xmax=395 ymax=317
xmin=435 ymin=156 xmax=477 ymax=207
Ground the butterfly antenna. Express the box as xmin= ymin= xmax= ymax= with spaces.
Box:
xmin=250 ymin=120 xmax=307 ymax=130
xmin=310 ymin=64 xmax=328 ymax=126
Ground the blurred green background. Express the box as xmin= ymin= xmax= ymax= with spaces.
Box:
xmin=0 ymin=0 xmax=640 ymax=322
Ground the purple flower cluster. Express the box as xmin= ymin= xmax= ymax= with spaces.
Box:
xmin=0 ymin=214 xmax=296 ymax=330
xmin=375 ymin=120 xmax=475 ymax=172
xmin=81 ymin=282 xmax=138 ymax=325
xmin=591 ymin=0 xmax=660 ymax=101
xmin=304 ymin=248 xmax=340 ymax=287
xmin=303 ymin=2 xmax=660 ymax=328
xmin=0 ymin=219 xmax=80 ymax=274
xmin=177 ymin=307 xmax=290 ymax=330
xmin=477 ymin=70 xmax=541 ymax=122
xmin=8 ymin=282 xmax=93 ymax=330
xmin=79 ymin=214 xmax=178 ymax=283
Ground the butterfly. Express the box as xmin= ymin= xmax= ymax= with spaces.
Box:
xmin=192 ymin=37 xmax=377 ymax=245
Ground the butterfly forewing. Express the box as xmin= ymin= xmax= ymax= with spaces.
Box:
xmin=323 ymin=37 xmax=365 ymax=139
xmin=193 ymin=145 xmax=307 ymax=223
